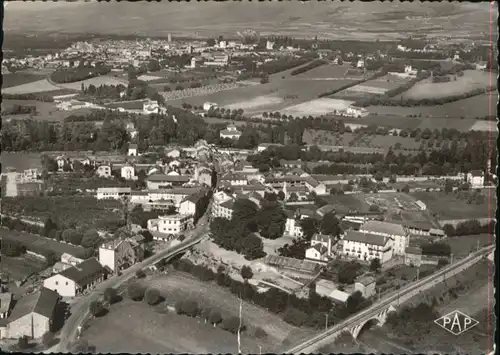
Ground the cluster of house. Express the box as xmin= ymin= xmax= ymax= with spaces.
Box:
xmin=0 ymin=231 xmax=149 ymax=341
xmin=304 ymin=219 xmax=445 ymax=267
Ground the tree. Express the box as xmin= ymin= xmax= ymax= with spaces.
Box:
xmin=42 ymin=331 xmax=55 ymax=348
xmin=144 ymin=287 xmax=161 ymax=305
xmin=103 ymin=287 xmax=118 ymax=304
xmin=369 ymin=204 xmax=381 ymax=213
xmin=320 ymin=213 xmax=341 ymax=236
xmin=81 ymin=229 xmax=102 ymax=248
xmin=43 ymin=217 xmax=57 ymax=237
xmin=135 ymin=269 xmax=146 ymax=279
xmin=209 ymin=309 xmax=222 ymax=326
xmin=45 ymin=251 xmax=57 ymax=267
xmin=240 ymin=265 xmax=254 ymax=280
xmin=89 ymin=300 xmax=103 ymax=317
xmin=442 ymin=224 xmax=456 ymax=237
xmin=128 ymin=282 xmax=145 ymax=301
xmin=369 ymin=258 xmax=381 ymax=272
xmin=222 ymin=316 xmax=243 ymax=334
xmin=181 ymin=299 xmax=199 ymax=317
xmin=283 ymin=307 xmax=308 ymax=327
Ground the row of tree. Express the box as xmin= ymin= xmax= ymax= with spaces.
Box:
xmin=442 ymin=219 xmax=495 ymax=238
xmin=50 ymin=65 xmax=112 ymax=84
xmin=172 ymin=258 xmax=372 ymax=329
xmin=290 ymin=59 xmax=327 ymax=76
xmin=3 ymin=93 xmax=54 ymax=102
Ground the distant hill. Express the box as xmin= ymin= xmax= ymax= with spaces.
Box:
xmin=3 ymin=2 xmax=494 ymax=41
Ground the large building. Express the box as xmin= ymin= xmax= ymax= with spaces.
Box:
xmin=219 ymin=124 xmax=242 ymax=140
xmin=0 ymin=288 xmax=59 ymax=339
xmin=43 ymin=258 xmax=106 ymax=297
xmin=96 ymin=187 xmax=132 ymax=200
xmin=341 ymin=230 xmax=394 ymax=264
xmin=99 ymin=238 xmax=144 ymax=274
xmin=146 ymin=174 xmax=191 ymax=189
xmin=359 ymin=220 xmax=409 ymax=256
xmin=147 ymin=214 xmax=194 ymax=236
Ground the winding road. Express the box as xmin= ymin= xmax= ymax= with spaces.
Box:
xmin=47 ymin=220 xmax=210 ymax=353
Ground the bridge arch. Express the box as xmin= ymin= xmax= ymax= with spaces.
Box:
xmin=349 ymin=305 xmax=397 ymax=339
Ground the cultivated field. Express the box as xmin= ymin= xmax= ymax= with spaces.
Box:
xmin=0 ymin=228 xmax=89 ymax=258
xmin=400 ymin=70 xmax=493 ymax=100
xmin=366 ymin=92 xmax=497 ymax=119
xmin=104 ymin=99 xmax=146 ymax=110
xmin=58 ymin=75 xmax=128 ymax=91
xmin=165 ymin=67 xmax=360 ymax=115
xmin=1 ymin=255 xmax=48 ymax=281
xmin=1 ymin=99 xmax=91 ymax=123
xmin=410 ymin=191 xmax=494 ymax=220
xmin=280 ymin=98 xmax=354 ymax=117
xmin=84 ymin=271 xmax=314 ymax=353
xmin=2 ymin=72 xmax=46 ymax=88
xmin=290 ymin=63 xmax=367 ymax=80
xmin=444 ymin=233 xmax=493 ymax=258
xmin=334 ymin=73 xmax=411 ymax=99
xmin=341 ymin=114 xmax=493 ymax=133
xmin=3 ymin=79 xmax=61 ymax=94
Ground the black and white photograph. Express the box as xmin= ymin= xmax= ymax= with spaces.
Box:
xmin=0 ymin=1 xmax=497 ymax=354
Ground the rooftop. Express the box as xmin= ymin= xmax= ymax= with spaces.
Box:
xmin=8 ymin=287 xmax=59 ymax=323
xmin=360 ymin=220 xmax=406 ymax=237
xmin=59 ymin=257 xmax=105 ymax=287
xmin=147 ymin=174 xmax=191 ymax=183
xmin=343 ymin=230 xmax=388 ymax=246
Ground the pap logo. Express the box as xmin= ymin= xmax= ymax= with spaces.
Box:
xmin=434 ymin=310 xmax=479 ymax=335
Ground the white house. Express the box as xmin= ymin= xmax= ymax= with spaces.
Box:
xmin=98 ymin=238 xmax=144 ymax=274
xmin=220 ymin=124 xmax=242 ymax=140
xmin=179 ymin=193 xmax=201 ymax=216
xmin=211 ymin=199 xmax=235 ymax=220
xmin=359 ymin=220 xmax=409 ymax=256
xmin=121 ymin=164 xmax=137 ymax=181
xmin=147 ymin=214 xmax=194 ymax=236
xmin=341 ymin=230 xmax=394 ymax=264
xmin=467 ymin=170 xmax=485 ymax=188
xmin=203 ymin=102 xmax=218 ymax=111
xmin=128 ymin=144 xmax=138 ymax=156
xmin=143 ymin=99 xmax=167 ymax=115
xmin=284 ymin=211 xmax=304 ymax=238
xmin=43 ymin=258 xmax=106 ymax=298
xmin=96 ymin=187 xmax=132 ymax=200
xmin=354 ymin=276 xmax=376 ymax=298
xmin=96 ymin=164 xmax=112 ymax=178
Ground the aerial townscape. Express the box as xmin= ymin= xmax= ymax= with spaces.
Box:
xmin=0 ymin=2 xmax=497 ymax=354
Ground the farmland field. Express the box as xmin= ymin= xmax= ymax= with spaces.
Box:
xmin=290 ymin=63 xmax=368 ymax=80
xmin=400 ymin=70 xmax=493 ymax=100
xmin=410 ymin=191 xmax=494 ymax=220
xmin=2 ymin=72 xmax=46 ymax=88
xmin=104 ymin=99 xmax=146 ymax=110
xmin=334 ymin=73 xmax=411 ymax=99
xmin=0 ymin=228 xmax=89 ymax=259
xmin=82 ymin=271 xmax=312 ymax=353
xmin=1 ymin=255 xmax=48 ymax=281
xmin=166 ymin=76 xmax=358 ymax=116
xmin=2 ymin=99 xmax=91 ymax=123
xmin=366 ymin=92 xmax=497 ymax=119
xmin=3 ymin=78 xmax=61 ymax=94
xmin=339 ymin=114 xmax=492 ymax=133
xmin=280 ymin=98 xmax=354 ymax=117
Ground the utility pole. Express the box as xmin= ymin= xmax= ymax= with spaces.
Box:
xmin=325 ymin=313 xmax=328 ymax=331
xmin=477 ymin=239 xmax=480 ymax=252
xmin=258 ymin=345 xmax=262 ymax=355
xmin=450 ymin=253 xmax=453 ymax=264
xmin=237 ymin=295 xmax=242 ymax=354
xmin=416 ymin=267 xmax=420 ymax=281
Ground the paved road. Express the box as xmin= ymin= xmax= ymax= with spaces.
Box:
xmin=284 ymin=244 xmax=495 ymax=353
xmin=47 ymin=219 xmax=210 ymax=353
